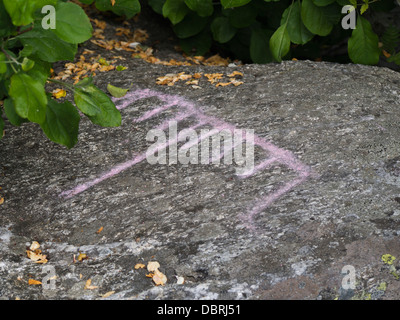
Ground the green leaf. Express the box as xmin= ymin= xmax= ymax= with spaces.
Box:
xmin=116 ymin=65 xmax=127 ymax=71
xmin=74 ymin=88 xmax=101 ymax=116
xmin=250 ymin=27 xmax=273 ymax=63
xmin=74 ymin=80 xmax=121 ymax=127
xmin=148 ymin=0 xmax=166 ymax=14
xmin=301 ymin=0 xmax=336 ymax=36
xmin=3 ymin=98 xmax=28 ymax=126
xmin=162 ymin=0 xmax=189 ymax=24
xmin=184 ymin=0 xmax=213 ymax=16
xmin=0 ymin=53 xmax=7 ymax=74
xmin=17 ymin=29 xmax=77 ymax=63
xmin=21 ymin=57 xmax=35 ymax=72
xmin=3 ymin=0 xmax=35 ymax=26
xmin=107 ymin=84 xmax=129 ymax=98
xmin=0 ymin=0 xmax=16 ymax=37
xmin=40 ymin=99 xmax=80 ymax=149
xmin=32 ymin=0 xmax=58 ymax=11
xmin=387 ymin=52 xmax=400 ymax=65
xmin=221 ymin=0 xmax=252 ymax=9
xmin=227 ymin=4 xmax=258 ymax=28
xmin=95 ymin=0 xmax=141 ymax=18
xmin=381 ymin=25 xmax=400 ymax=54
xmin=348 ymin=16 xmax=380 ymax=65
xmin=173 ymin=12 xmax=209 ymax=39
xmin=282 ymin=1 xmax=314 ymax=45
xmin=179 ymin=29 xmax=212 ymax=56
xmin=9 ymin=73 xmax=47 ymax=124
xmin=312 ymin=0 xmax=335 ymax=5
xmin=51 ymin=1 xmax=93 ymax=44
xmin=211 ymin=17 xmax=237 ymax=43
xmin=25 ymin=59 xmax=51 ymax=85
xmin=360 ymin=3 xmax=368 ymax=14
xmin=269 ymin=25 xmax=291 ymax=62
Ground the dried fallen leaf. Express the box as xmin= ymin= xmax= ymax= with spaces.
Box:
xmin=147 ymin=261 xmax=160 ymax=272
xmin=96 ymin=226 xmax=104 ymax=234
xmin=176 ymin=276 xmax=185 ymax=285
xmin=152 ymin=269 xmax=167 ymax=286
xmin=227 ymin=71 xmax=243 ymax=77
xmin=28 ymin=279 xmax=42 ymax=285
xmin=26 ymin=241 xmax=48 ymax=264
xmin=29 ymin=241 xmax=41 ymax=251
xmin=52 ymin=88 xmax=66 ymax=99
xmin=134 ymin=263 xmax=146 ymax=270
xmin=0 ymin=198 xmax=4 ymax=205
xmin=84 ymin=279 xmax=98 ymax=290
xmin=77 ymin=252 xmax=88 ymax=262
xmin=215 ymin=82 xmax=231 ymax=87
xmin=101 ymin=291 xmax=115 ymax=298
xmin=230 ymin=79 xmax=244 ymax=86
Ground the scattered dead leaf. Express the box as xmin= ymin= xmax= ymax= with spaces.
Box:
xmin=176 ymin=276 xmax=185 ymax=285
xmin=152 ymin=269 xmax=167 ymax=286
xmin=77 ymin=252 xmax=88 ymax=262
xmin=52 ymin=88 xmax=67 ymax=99
xmin=28 ymin=279 xmax=42 ymax=285
xmin=134 ymin=263 xmax=146 ymax=270
xmin=26 ymin=241 xmax=48 ymax=264
xmin=84 ymin=279 xmax=98 ymax=290
xmin=147 ymin=261 xmax=160 ymax=272
xmin=96 ymin=226 xmax=104 ymax=234
xmin=215 ymin=82 xmax=231 ymax=87
xmin=227 ymin=71 xmax=243 ymax=77
xmin=101 ymin=291 xmax=115 ymax=298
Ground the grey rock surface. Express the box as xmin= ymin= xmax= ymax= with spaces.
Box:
xmin=1 ymin=59 xmax=400 ymax=300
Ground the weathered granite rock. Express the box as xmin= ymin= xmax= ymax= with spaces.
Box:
xmin=1 ymin=60 xmax=400 ymax=300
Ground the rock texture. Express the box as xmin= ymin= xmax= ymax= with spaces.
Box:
xmin=1 ymin=59 xmax=400 ymax=300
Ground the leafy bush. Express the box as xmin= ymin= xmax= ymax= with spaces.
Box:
xmin=0 ymin=0 xmax=136 ymax=148
xmin=149 ymin=0 xmax=400 ymax=66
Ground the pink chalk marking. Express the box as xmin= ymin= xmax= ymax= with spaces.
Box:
xmin=60 ymin=87 xmax=312 ymax=230
xmin=236 ymin=157 xmax=278 ymax=178
xmin=59 ymin=152 xmax=147 ymax=199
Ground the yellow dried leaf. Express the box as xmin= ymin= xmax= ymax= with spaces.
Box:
xmin=227 ymin=71 xmax=243 ymax=77
xmin=152 ymin=269 xmax=167 ymax=286
xmin=52 ymin=89 xmax=66 ymax=99
xmin=28 ymin=279 xmax=42 ymax=285
xmin=186 ymin=79 xmax=199 ymax=85
xmin=96 ymin=226 xmax=104 ymax=234
xmin=382 ymin=50 xmax=391 ymax=58
xmin=147 ymin=261 xmax=160 ymax=272
xmin=26 ymin=248 xmax=48 ymax=264
xmin=134 ymin=263 xmax=146 ymax=270
xmin=216 ymin=82 xmax=231 ymax=87
xmin=29 ymin=241 xmax=41 ymax=251
xmin=231 ymin=79 xmax=244 ymax=86
xmin=101 ymin=291 xmax=115 ymax=298
xmin=193 ymin=73 xmax=202 ymax=79
xmin=0 ymin=197 xmax=4 ymax=205
xmin=84 ymin=279 xmax=98 ymax=290
xmin=77 ymin=253 xmax=88 ymax=261
xmin=176 ymin=276 xmax=185 ymax=285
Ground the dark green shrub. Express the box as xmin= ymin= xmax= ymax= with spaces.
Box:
xmin=149 ymin=0 xmax=400 ymax=66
